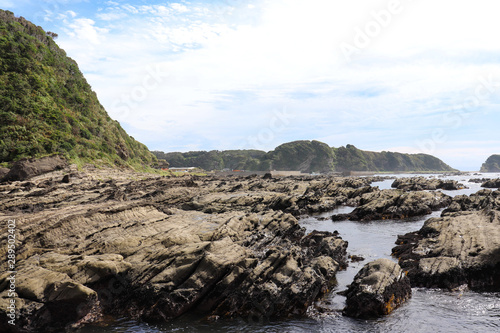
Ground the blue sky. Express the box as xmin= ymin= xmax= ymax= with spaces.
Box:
xmin=2 ymin=0 xmax=500 ymax=170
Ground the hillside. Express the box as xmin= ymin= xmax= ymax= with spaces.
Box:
xmin=0 ymin=10 xmax=156 ymax=167
xmin=480 ymin=155 xmax=500 ymax=172
xmin=153 ymin=140 xmax=457 ymax=173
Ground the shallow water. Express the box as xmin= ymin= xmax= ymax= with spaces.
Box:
xmin=77 ymin=173 xmax=500 ymax=333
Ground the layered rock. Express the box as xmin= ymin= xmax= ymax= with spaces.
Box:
xmin=443 ymin=189 xmax=500 ymax=214
xmin=391 ymin=176 xmax=464 ymax=191
xmin=392 ymin=210 xmax=500 ymax=291
xmin=332 ymin=189 xmax=451 ymax=221
xmin=0 ymin=166 xmax=349 ymax=332
xmin=343 ymin=259 xmax=411 ymax=318
xmin=481 ymin=179 xmax=500 ymax=189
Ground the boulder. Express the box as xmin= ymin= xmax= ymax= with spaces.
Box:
xmin=343 ymin=259 xmax=411 ymax=318
xmin=393 ymin=210 xmax=500 ymax=291
xmin=2 ymin=156 xmax=68 ymax=182
xmin=0 ymin=168 xmax=9 ymax=180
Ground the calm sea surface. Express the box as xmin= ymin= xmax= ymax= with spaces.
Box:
xmin=77 ymin=174 xmax=500 ymax=333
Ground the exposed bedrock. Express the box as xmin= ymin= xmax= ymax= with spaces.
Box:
xmin=332 ymin=189 xmax=451 ymax=221
xmin=391 ymin=176 xmax=465 ymax=191
xmin=392 ymin=210 xmax=500 ymax=291
xmin=343 ymin=259 xmax=411 ymax=319
xmin=0 ymin=168 xmax=350 ymax=332
xmin=481 ymin=178 xmax=500 ymax=189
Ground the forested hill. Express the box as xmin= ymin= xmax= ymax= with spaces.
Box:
xmin=0 ymin=10 xmax=156 ymax=167
xmin=153 ymin=140 xmax=457 ymax=173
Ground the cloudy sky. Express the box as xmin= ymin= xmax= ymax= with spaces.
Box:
xmin=2 ymin=0 xmax=500 ymax=170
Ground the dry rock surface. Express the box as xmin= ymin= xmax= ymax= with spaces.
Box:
xmin=0 ymin=165 xmax=354 ymax=332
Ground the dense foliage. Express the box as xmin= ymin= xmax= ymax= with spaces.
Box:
xmin=480 ymin=155 xmax=500 ymax=172
xmin=0 ymin=10 xmax=156 ymax=167
xmin=154 ymin=140 xmax=457 ymax=173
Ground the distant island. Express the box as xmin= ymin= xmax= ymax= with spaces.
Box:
xmin=153 ymin=140 xmax=457 ymax=173
xmin=480 ymin=155 xmax=500 ymax=172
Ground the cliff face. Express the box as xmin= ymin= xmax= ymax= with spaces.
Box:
xmin=155 ymin=141 xmax=457 ymax=173
xmin=0 ymin=10 xmax=155 ymax=167
xmin=480 ymin=155 xmax=500 ymax=172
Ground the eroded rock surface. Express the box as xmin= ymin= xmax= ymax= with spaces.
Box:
xmin=393 ymin=210 xmax=500 ymax=291
xmin=0 ymin=167 xmax=350 ymax=332
xmin=391 ymin=176 xmax=464 ymax=191
xmin=343 ymin=258 xmax=411 ymax=318
xmin=332 ymin=189 xmax=451 ymax=221
xmin=481 ymin=178 xmax=500 ymax=189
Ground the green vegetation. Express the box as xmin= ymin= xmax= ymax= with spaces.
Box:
xmin=153 ymin=140 xmax=457 ymax=173
xmin=0 ymin=10 xmax=156 ymax=168
xmin=480 ymin=155 xmax=500 ymax=172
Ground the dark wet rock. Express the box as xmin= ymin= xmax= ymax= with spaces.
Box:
xmin=393 ymin=210 xmax=500 ymax=291
xmin=349 ymin=255 xmax=365 ymax=262
xmin=391 ymin=177 xmax=465 ymax=191
xmin=332 ymin=189 xmax=451 ymax=221
xmin=343 ymin=259 xmax=411 ymax=318
xmin=61 ymin=174 xmax=71 ymax=183
xmin=469 ymin=178 xmax=491 ymax=184
xmin=2 ymin=156 xmax=68 ymax=182
xmin=481 ymin=178 xmax=500 ymax=188
xmin=442 ymin=189 xmax=500 ymax=214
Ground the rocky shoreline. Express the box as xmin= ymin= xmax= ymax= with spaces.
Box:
xmin=0 ymin=161 xmax=499 ymax=331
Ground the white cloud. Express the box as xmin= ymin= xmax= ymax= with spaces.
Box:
xmin=50 ymin=0 xmax=500 ymax=169
xmin=65 ymin=18 xmax=109 ymax=45
xmin=170 ymin=3 xmax=189 ymax=14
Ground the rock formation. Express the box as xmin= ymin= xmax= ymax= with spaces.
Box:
xmin=391 ymin=176 xmax=464 ymax=191
xmin=0 ymin=166 xmax=350 ymax=332
xmin=1 ymin=156 xmax=68 ymax=182
xmin=343 ymin=258 xmax=411 ymax=318
xmin=393 ymin=210 xmax=500 ymax=291
xmin=331 ymin=189 xmax=451 ymax=221
xmin=481 ymin=179 xmax=500 ymax=189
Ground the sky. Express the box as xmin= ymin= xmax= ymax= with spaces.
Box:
xmin=2 ymin=0 xmax=500 ymax=171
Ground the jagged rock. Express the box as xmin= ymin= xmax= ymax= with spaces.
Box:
xmin=391 ymin=177 xmax=464 ymax=191
xmin=2 ymin=156 xmax=68 ymax=182
xmin=393 ymin=210 xmax=500 ymax=291
xmin=332 ymin=189 xmax=451 ymax=221
xmin=0 ymin=167 xmax=350 ymax=331
xmin=469 ymin=178 xmax=491 ymax=184
xmin=442 ymin=189 xmax=500 ymax=214
xmin=343 ymin=259 xmax=411 ymax=318
xmin=481 ymin=178 xmax=500 ymax=188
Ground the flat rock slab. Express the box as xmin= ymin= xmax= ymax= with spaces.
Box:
xmin=343 ymin=258 xmax=411 ymax=318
